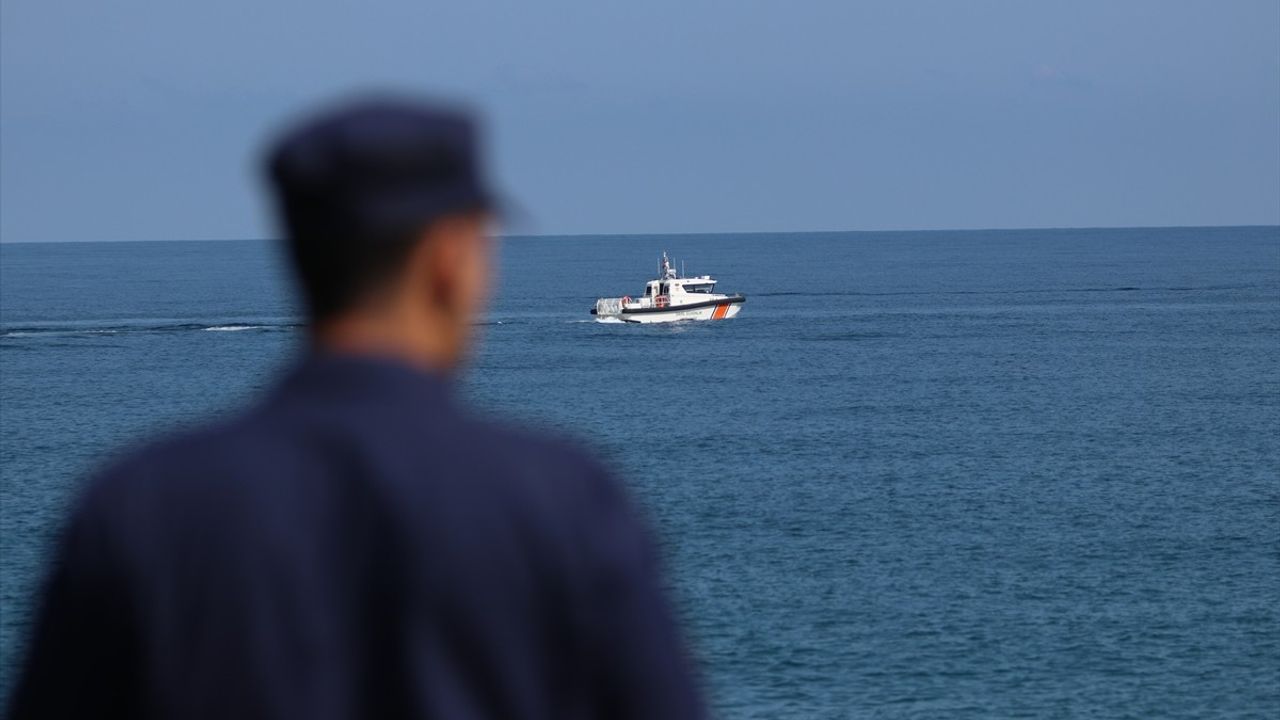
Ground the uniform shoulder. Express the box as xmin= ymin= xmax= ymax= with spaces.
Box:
xmin=106 ymin=410 xmax=256 ymax=473
xmin=458 ymin=412 xmax=610 ymax=478
xmin=76 ymin=409 xmax=267 ymax=518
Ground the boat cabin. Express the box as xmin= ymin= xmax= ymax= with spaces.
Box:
xmin=642 ymin=276 xmax=717 ymax=299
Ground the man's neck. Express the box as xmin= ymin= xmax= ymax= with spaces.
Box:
xmin=313 ymin=309 xmax=461 ymax=376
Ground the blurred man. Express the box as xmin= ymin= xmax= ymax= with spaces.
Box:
xmin=10 ymin=98 xmax=704 ymax=719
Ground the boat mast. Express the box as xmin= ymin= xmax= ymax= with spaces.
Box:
xmin=660 ymin=251 xmax=677 ymax=280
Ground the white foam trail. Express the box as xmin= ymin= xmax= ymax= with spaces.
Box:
xmin=2 ymin=329 xmax=120 ymax=337
xmin=204 ymin=325 xmax=261 ymax=332
xmin=593 ymin=317 xmax=626 ymax=324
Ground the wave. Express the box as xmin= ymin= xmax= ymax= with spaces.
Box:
xmin=754 ymin=285 xmax=1252 ymax=299
xmin=1 ymin=319 xmax=302 ymax=339
xmin=2 ymin=317 xmax=516 ymax=338
xmin=204 ymin=324 xmax=266 ymax=332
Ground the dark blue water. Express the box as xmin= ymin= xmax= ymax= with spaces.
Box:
xmin=2 ymin=228 xmax=1278 ymax=717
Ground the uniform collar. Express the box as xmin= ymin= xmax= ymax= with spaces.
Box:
xmin=279 ymin=350 xmax=457 ymax=409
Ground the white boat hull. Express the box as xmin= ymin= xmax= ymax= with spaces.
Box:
xmin=593 ymin=296 xmax=745 ymax=323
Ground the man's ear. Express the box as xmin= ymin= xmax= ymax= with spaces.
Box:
xmin=412 ymin=213 xmax=489 ymax=317
xmin=420 ymin=219 xmax=467 ymax=312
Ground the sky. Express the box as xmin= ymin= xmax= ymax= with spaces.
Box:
xmin=1 ymin=0 xmax=1277 ymax=242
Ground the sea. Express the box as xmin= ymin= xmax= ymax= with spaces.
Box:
xmin=1 ymin=227 xmax=1278 ymax=717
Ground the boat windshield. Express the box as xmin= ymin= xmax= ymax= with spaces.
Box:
xmin=684 ymin=283 xmax=716 ymax=294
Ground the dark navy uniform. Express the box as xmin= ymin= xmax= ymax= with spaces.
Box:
xmin=10 ymin=354 xmax=704 ymax=719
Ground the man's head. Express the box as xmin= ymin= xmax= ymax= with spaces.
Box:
xmin=266 ymin=98 xmax=497 ymax=370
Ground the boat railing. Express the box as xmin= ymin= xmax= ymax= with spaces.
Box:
xmin=596 ymin=294 xmax=675 ymax=314
xmin=624 ymin=296 xmax=662 ymax=309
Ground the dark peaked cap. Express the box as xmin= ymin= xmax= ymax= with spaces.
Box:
xmin=267 ymin=98 xmax=497 ymax=239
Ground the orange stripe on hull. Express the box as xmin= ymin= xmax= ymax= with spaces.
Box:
xmin=712 ymin=303 xmax=729 ymax=320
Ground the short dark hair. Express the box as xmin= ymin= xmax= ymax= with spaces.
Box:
xmin=283 ymin=225 xmax=423 ymax=322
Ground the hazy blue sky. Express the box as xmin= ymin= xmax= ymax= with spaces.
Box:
xmin=2 ymin=1 xmax=1277 ymax=241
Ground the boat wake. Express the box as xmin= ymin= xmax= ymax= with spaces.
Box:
xmin=755 ymin=284 xmax=1252 ymax=299
xmin=204 ymin=325 xmax=266 ymax=332
xmin=3 ymin=317 xmax=515 ymax=338
xmin=1 ymin=319 xmax=301 ymax=339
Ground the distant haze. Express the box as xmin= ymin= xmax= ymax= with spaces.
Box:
xmin=1 ymin=0 xmax=1277 ymax=242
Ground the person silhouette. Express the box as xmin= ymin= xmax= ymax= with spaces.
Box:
xmin=9 ymin=97 xmax=705 ymax=720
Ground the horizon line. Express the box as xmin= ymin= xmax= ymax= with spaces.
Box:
xmin=1 ymin=222 xmax=1277 ymax=245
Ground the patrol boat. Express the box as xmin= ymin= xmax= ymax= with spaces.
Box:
xmin=591 ymin=252 xmax=746 ymax=323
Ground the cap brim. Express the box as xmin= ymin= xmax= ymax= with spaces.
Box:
xmin=361 ymin=184 xmax=528 ymax=234
xmin=485 ymin=192 xmax=532 ymax=233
